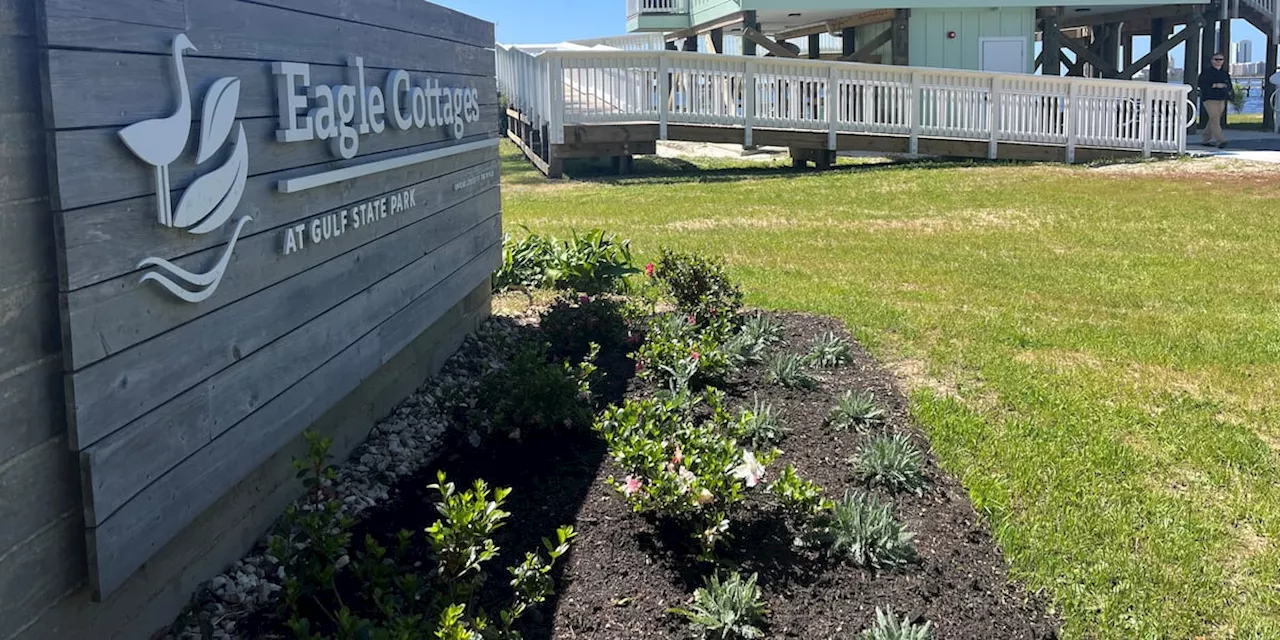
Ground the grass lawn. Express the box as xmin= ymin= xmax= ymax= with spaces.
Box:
xmin=498 ymin=142 xmax=1280 ymax=639
xmin=1228 ymin=113 xmax=1267 ymax=130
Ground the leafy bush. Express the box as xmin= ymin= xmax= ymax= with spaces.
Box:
xmin=669 ymin=572 xmax=770 ymax=640
xmin=733 ymin=395 xmax=786 ymax=449
xmin=653 ymin=248 xmax=744 ymax=323
xmin=857 ymin=608 xmax=934 ymax=640
xmin=274 ymin=439 xmax=576 ymax=640
xmin=740 ymin=313 xmax=784 ymax=348
xmin=765 ymin=353 xmax=817 ymax=390
xmin=805 ymin=332 xmax=853 ymax=368
xmin=827 ymin=390 xmax=885 ymax=431
xmin=722 ymin=314 xmax=783 ymax=370
xmin=851 ymin=435 xmax=928 ymax=495
xmin=595 ymin=389 xmax=776 ymax=560
xmin=494 ymin=231 xmax=554 ymax=291
xmin=471 ymin=339 xmax=598 ymax=440
xmin=546 ymin=229 xmax=640 ymax=295
xmin=769 ymin=463 xmax=833 ymax=524
xmin=539 ymin=295 xmax=632 ymax=362
xmin=634 ymin=312 xmax=735 ymax=389
xmin=493 ymin=229 xmax=638 ymax=294
xmin=826 ymin=491 xmax=917 ymax=569
xmin=1230 ymin=83 xmax=1247 ymax=113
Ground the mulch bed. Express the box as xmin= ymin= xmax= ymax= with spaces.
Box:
xmin=250 ymin=311 xmax=1059 ymax=639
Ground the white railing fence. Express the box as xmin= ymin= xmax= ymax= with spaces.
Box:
xmin=498 ymin=48 xmax=1191 ymax=160
xmin=568 ymin=34 xmax=668 ymax=51
xmin=627 ymin=0 xmax=688 ymax=16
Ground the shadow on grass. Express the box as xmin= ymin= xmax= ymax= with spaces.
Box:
xmin=557 ymin=154 xmax=1009 ymax=187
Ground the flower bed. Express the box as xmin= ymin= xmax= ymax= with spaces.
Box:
xmin=166 ymin=233 xmax=1059 ymax=639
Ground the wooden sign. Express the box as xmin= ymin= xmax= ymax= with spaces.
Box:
xmin=38 ymin=0 xmax=500 ymax=598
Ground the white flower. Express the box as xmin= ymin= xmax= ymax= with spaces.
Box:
xmin=729 ymin=451 xmax=765 ymax=488
xmin=676 ymin=467 xmax=696 ymax=492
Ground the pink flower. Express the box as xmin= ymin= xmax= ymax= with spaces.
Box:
xmin=578 ymin=294 xmax=590 ymax=304
xmin=622 ymin=476 xmax=643 ymax=496
xmin=645 ymin=263 xmax=655 ymax=277
xmin=688 ymin=314 xmax=697 ymax=325
xmin=635 ymin=361 xmax=644 ymax=373
xmin=671 ymin=447 xmax=684 ymax=466
xmin=690 ymin=351 xmax=701 ymax=361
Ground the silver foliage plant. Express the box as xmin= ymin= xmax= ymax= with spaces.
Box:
xmin=851 ymin=434 xmax=928 ymax=495
xmin=669 ymin=571 xmax=770 ymax=640
xmin=857 ymin=607 xmax=934 ymax=640
xmin=826 ymin=491 xmax=917 ymax=569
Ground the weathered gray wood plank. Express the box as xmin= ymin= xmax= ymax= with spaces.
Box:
xmin=81 ymin=197 xmax=501 ymax=524
xmin=0 ymin=114 xmax=46 ymax=204
xmin=0 ymin=357 xmax=64 ymax=464
xmin=0 ymin=436 xmax=80 ymax=554
xmin=65 ymin=185 xmax=500 ymax=451
xmin=0 ymin=37 xmax=40 ymax=114
xmin=45 ymin=49 xmax=499 ymax=130
xmin=0 ymin=198 xmax=55 ymax=292
xmin=43 ymin=0 xmax=187 ymax=29
xmin=0 ymin=512 xmax=85 ymax=640
xmin=0 ymin=281 xmax=61 ymax=379
xmin=51 ymin=105 xmax=499 ymax=212
xmin=43 ymin=0 xmax=496 ymax=78
xmin=58 ymin=132 xmax=497 ymax=294
xmin=0 ymin=0 xmax=35 ymax=37
xmin=66 ymin=159 xmax=499 ymax=390
xmin=244 ymin=0 xmax=493 ymax=48
xmin=87 ymin=235 xmax=501 ymax=597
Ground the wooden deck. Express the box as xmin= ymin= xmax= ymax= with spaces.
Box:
xmin=498 ymin=46 xmax=1191 ymax=177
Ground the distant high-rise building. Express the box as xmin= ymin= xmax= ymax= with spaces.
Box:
xmin=1234 ymin=40 xmax=1253 ymax=64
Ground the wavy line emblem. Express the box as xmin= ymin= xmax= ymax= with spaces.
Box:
xmin=118 ymin=33 xmax=252 ymax=303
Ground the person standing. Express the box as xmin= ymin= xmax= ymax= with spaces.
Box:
xmin=1198 ymin=52 xmax=1234 ymax=148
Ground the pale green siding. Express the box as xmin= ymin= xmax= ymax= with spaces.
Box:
xmin=854 ymin=20 xmax=893 ymax=65
xmin=628 ymin=13 xmax=692 ymax=32
xmin=908 ymin=7 xmax=1034 ymax=72
xmin=691 ymin=0 xmax=740 ymax=25
xmin=741 ymin=0 xmax=1198 ymax=9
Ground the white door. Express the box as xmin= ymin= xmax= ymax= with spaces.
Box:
xmin=980 ymin=37 xmax=1028 ymax=74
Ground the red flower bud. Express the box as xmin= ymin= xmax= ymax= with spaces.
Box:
xmin=645 ymin=263 xmax=655 ymax=277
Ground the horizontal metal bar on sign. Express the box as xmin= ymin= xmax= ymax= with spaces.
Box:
xmin=278 ymin=138 xmax=500 ymax=193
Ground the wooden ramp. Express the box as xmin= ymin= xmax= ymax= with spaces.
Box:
xmin=497 ymin=45 xmax=1192 ymax=177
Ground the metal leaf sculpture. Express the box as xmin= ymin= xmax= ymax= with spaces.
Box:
xmin=196 ymin=77 xmax=241 ymax=164
xmin=171 ymin=125 xmax=248 ymax=233
xmin=137 ymin=216 xmax=253 ymax=303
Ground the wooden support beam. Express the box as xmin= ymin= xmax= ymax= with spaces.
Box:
xmin=1151 ymin=18 xmax=1169 ymax=82
xmin=1265 ymin=32 xmax=1277 ymax=129
xmin=840 ymin=28 xmax=893 ymax=62
xmin=1218 ymin=17 xmax=1231 ymax=128
xmin=1119 ymin=20 xmax=1197 ymax=79
xmin=1059 ymin=5 xmax=1196 ymax=29
xmin=1185 ymin=17 xmax=1202 ymax=133
xmin=665 ymin=12 xmax=745 ymax=40
xmin=743 ymin=27 xmax=800 ymax=58
xmin=1062 ymin=34 xmax=1119 ymax=78
xmin=710 ymin=28 xmax=724 ymax=54
xmin=1042 ymin=15 xmax=1062 ymax=76
xmin=808 ymin=33 xmax=821 ymax=59
xmin=682 ymin=35 xmax=698 ymax=52
xmin=1034 ymin=49 xmax=1044 ymax=72
xmin=842 ymin=27 xmax=856 ymax=58
xmin=891 ymin=9 xmax=910 ymax=66
xmin=743 ymin=10 xmax=759 ymax=56
xmin=773 ymin=10 xmax=897 ymax=41
xmin=1200 ymin=10 xmax=1217 ymax=127
xmin=1123 ymin=33 xmax=1134 ymax=70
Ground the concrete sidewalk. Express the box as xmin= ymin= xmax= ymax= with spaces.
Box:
xmin=1188 ymin=127 xmax=1280 ymax=163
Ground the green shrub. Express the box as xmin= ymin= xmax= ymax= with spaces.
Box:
xmin=472 ymin=340 xmax=598 ymax=439
xmin=851 ymin=435 xmax=927 ymax=495
xmin=765 ymin=353 xmax=816 ymax=390
xmin=669 ymin=571 xmax=770 ymax=640
xmin=827 ymin=390 xmax=885 ymax=432
xmin=493 ymin=229 xmax=638 ymax=294
xmin=769 ymin=463 xmax=833 ymax=523
xmin=634 ymin=312 xmax=735 ymax=389
xmin=1230 ymin=83 xmax=1247 ymax=113
xmin=826 ymin=491 xmax=917 ymax=569
xmin=595 ymin=389 xmax=777 ymax=560
xmin=494 ymin=231 xmax=554 ymax=291
xmin=857 ymin=608 xmax=934 ymax=640
xmin=539 ymin=294 xmax=631 ymax=362
xmin=653 ymin=248 xmax=744 ymax=323
xmin=805 ymin=332 xmax=853 ymax=368
xmin=274 ymin=439 xmax=576 ymax=640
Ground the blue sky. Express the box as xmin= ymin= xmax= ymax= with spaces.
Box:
xmin=437 ymin=0 xmax=1268 ymax=68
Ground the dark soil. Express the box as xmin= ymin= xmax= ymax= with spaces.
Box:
xmin=250 ymin=311 xmax=1060 ymax=639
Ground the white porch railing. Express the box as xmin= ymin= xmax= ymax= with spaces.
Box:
xmin=497 ymin=47 xmax=1191 ymax=160
xmin=627 ymin=0 xmax=688 ymax=16
xmin=568 ymin=34 xmax=668 ymax=51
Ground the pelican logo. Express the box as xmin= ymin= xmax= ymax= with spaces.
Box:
xmin=120 ymin=33 xmax=251 ymax=303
